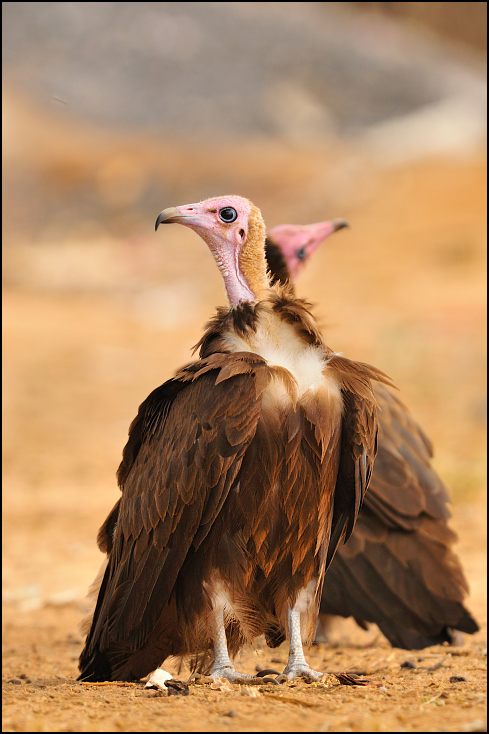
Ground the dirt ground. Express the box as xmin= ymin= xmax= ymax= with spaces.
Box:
xmin=3 ymin=148 xmax=486 ymax=731
xmin=2 ymin=492 xmax=487 ymax=733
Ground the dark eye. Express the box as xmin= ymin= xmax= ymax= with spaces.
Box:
xmin=296 ymin=246 xmax=307 ymax=261
xmin=219 ymin=207 xmax=237 ymax=223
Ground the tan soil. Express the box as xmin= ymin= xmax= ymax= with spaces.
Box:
xmin=3 ymin=125 xmax=486 ymax=731
xmin=2 ymin=594 xmax=487 ymax=732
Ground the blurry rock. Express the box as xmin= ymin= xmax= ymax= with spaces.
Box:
xmin=2 ymin=584 xmax=42 ymax=603
xmin=363 ymin=93 xmax=487 ymax=164
xmin=210 ymin=678 xmax=234 ymax=692
xmin=3 ymin=585 xmax=44 ymax=612
xmin=461 ymin=720 xmax=487 ymax=733
xmin=46 ymin=589 xmax=81 ymax=606
xmin=240 ymin=685 xmax=261 ymax=697
xmin=19 ymin=597 xmax=44 ymax=613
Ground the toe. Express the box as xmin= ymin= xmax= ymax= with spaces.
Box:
xmin=282 ymin=665 xmax=323 ymax=682
xmin=211 ymin=667 xmax=259 ymax=684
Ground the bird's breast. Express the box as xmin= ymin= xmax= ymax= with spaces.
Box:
xmin=223 ymin=312 xmax=343 ymax=409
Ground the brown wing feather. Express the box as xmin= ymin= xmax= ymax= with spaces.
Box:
xmin=323 ymin=513 xmax=479 ymax=647
xmin=364 ymin=383 xmax=451 ymax=527
xmin=324 ymin=356 xmax=391 ymax=570
xmin=97 ymin=379 xmax=192 ymax=555
xmin=97 ymin=500 xmax=120 ymax=554
xmin=321 ymin=382 xmax=479 ymax=645
xmin=79 ymin=352 xmax=271 ymax=681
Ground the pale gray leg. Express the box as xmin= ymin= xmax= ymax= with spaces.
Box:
xmin=282 ymin=606 xmax=323 ymax=681
xmin=210 ymin=607 xmax=256 ymax=682
xmin=210 ymin=606 xmax=234 ymax=676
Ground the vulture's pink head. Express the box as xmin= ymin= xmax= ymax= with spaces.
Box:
xmin=156 ymin=195 xmax=268 ymax=306
xmin=267 ymin=219 xmax=349 ymax=279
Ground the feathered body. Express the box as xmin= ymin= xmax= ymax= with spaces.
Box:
xmin=79 ymin=198 xmax=387 ymax=682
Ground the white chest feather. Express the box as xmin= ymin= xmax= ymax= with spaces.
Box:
xmin=223 ymin=312 xmax=341 ymax=404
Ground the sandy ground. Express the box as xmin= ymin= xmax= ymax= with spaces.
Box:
xmin=2 ymin=494 xmax=487 ymax=733
xmin=2 ymin=153 xmax=486 ymax=731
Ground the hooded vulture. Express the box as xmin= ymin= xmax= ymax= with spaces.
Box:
xmin=266 ymin=220 xmax=479 ymax=648
xmin=78 ymin=196 xmax=391 ymax=683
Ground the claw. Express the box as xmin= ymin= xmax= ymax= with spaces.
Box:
xmin=256 ymin=668 xmax=281 ymax=677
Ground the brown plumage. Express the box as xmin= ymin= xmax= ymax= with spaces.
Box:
xmin=78 ymin=196 xmax=389 ymax=682
xmin=266 ymin=223 xmax=479 ymax=648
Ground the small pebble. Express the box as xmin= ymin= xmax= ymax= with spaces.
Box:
xmin=167 ymin=680 xmax=189 ymax=697
xmin=449 ymin=675 xmax=468 ymax=683
xmin=7 ymin=679 xmax=22 ymax=685
xmin=224 ymin=710 xmax=237 ymax=718
xmin=18 ymin=674 xmax=28 ymax=680
xmin=462 ymin=719 xmax=486 ymax=732
xmin=240 ymin=686 xmax=260 ymax=697
xmin=400 ymin=660 xmax=417 ymax=669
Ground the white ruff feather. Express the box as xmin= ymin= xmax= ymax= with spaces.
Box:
xmin=223 ymin=309 xmax=342 ymax=404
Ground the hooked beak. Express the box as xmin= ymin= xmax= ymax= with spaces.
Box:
xmin=330 ymin=218 xmax=349 ymax=232
xmin=301 ymin=218 xmax=349 ymax=259
xmin=155 ymin=207 xmax=187 ymax=231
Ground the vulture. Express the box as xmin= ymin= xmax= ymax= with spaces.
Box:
xmin=78 ymin=196 xmax=391 ymax=683
xmin=266 ymin=220 xmax=479 ymax=649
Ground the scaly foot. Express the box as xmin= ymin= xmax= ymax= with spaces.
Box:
xmin=281 ymin=663 xmax=323 ymax=682
xmin=211 ymin=665 xmax=260 ymax=684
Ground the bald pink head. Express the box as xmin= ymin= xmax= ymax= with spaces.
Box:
xmin=267 ymin=219 xmax=348 ymax=279
xmin=156 ymin=195 xmax=268 ymax=306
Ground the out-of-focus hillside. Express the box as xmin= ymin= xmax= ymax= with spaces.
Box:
xmin=3 ymin=2 xmax=486 ymax=244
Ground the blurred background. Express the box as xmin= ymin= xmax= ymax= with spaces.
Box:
xmin=3 ymin=2 xmax=486 ymax=631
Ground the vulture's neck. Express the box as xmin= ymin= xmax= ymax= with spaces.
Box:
xmin=222 ymin=205 xmax=269 ymax=308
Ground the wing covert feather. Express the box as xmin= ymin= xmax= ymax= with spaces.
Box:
xmin=364 ymin=383 xmax=451 ymax=529
xmin=324 ymin=356 xmax=390 ymax=569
